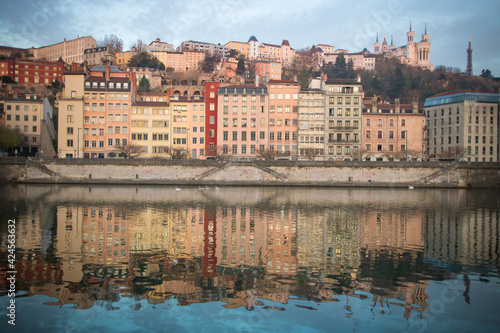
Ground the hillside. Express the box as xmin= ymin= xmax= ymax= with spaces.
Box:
xmin=356 ymin=55 xmax=500 ymax=106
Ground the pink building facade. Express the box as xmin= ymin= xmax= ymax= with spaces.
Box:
xmin=217 ymin=85 xmax=269 ymax=159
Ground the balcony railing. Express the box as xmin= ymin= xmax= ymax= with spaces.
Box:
xmin=328 ymin=126 xmax=359 ymax=131
xmin=327 ymin=140 xmax=360 ymax=144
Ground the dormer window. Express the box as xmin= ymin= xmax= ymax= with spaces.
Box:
xmin=109 ymin=82 xmax=114 ymax=89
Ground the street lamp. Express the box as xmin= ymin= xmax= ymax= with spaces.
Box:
xmin=404 ymin=130 xmax=408 ymax=161
xmin=77 ymin=128 xmax=82 ymax=158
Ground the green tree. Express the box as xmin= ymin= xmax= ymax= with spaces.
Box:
xmin=200 ymin=54 xmax=221 ymax=73
xmin=0 ymin=127 xmax=21 ymax=152
xmin=333 ymin=53 xmax=347 ymax=79
xmin=138 ymin=76 xmax=150 ymax=93
xmin=346 ymin=58 xmax=355 ymax=79
xmin=228 ymin=49 xmax=239 ymax=59
xmin=128 ymin=51 xmax=165 ymax=70
xmin=236 ymin=57 xmax=245 ymax=75
xmin=297 ymin=66 xmax=312 ymax=89
xmin=480 ymin=69 xmax=493 ymax=78
xmin=388 ymin=66 xmax=405 ymax=98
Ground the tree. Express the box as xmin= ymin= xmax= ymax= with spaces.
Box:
xmin=97 ymin=34 xmax=123 ymax=52
xmin=116 ymin=143 xmax=142 ymax=159
xmin=1 ymin=76 xmax=15 ymax=84
xmin=257 ymin=148 xmax=276 ymax=160
xmin=130 ymin=39 xmax=145 ymax=52
xmin=138 ymin=76 xmax=150 ymax=93
xmin=480 ymin=69 xmax=493 ymax=79
xmin=128 ymin=51 xmax=165 ymax=70
xmin=0 ymin=127 xmax=22 ymax=153
xmin=346 ymin=58 xmax=355 ymax=79
xmin=438 ymin=146 xmax=466 ymax=161
xmin=236 ymin=57 xmax=245 ymax=75
xmin=200 ymin=54 xmax=221 ymax=73
xmin=333 ymin=53 xmax=347 ymax=79
xmin=211 ymin=145 xmax=230 ymax=160
xmin=169 ymin=149 xmax=188 ymax=159
xmin=389 ymin=66 xmax=405 ymax=98
xmin=304 ymin=148 xmax=321 ymax=161
xmin=228 ymin=49 xmax=239 ymax=59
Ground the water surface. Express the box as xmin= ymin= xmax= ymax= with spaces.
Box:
xmin=0 ymin=185 xmax=499 ymax=332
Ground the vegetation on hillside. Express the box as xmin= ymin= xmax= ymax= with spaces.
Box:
xmin=285 ymin=47 xmax=500 ymax=105
xmin=128 ymin=51 xmax=165 ymax=70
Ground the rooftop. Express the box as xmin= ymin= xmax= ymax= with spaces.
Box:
xmin=424 ymin=91 xmax=500 ymax=107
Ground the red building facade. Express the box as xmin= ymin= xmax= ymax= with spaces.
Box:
xmin=204 ymin=81 xmax=219 ymax=157
xmin=0 ymin=58 xmax=64 ymax=85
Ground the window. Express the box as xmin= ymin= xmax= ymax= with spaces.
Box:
xmin=67 ymin=139 xmax=73 ymax=147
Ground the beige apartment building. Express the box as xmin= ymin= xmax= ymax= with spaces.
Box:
xmin=150 ymin=50 xmax=205 ymax=72
xmin=2 ymin=94 xmax=56 ymax=157
xmin=297 ymin=79 xmax=326 ymax=160
xmin=268 ymin=80 xmax=300 ymax=159
xmin=58 ymin=71 xmax=86 ymax=158
xmin=424 ymin=91 xmax=500 ymax=161
xmin=32 ymin=36 xmax=96 ymax=63
xmin=130 ymin=99 xmax=170 ymax=158
xmin=324 ymin=79 xmax=363 ymax=160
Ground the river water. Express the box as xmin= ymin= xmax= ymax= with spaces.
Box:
xmin=0 ymin=184 xmax=499 ymax=332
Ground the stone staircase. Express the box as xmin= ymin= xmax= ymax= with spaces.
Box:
xmin=420 ymin=161 xmax=460 ymax=183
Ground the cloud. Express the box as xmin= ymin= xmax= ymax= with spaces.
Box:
xmin=0 ymin=0 xmax=499 ymax=75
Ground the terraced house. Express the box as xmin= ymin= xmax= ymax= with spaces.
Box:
xmin=217 ymin=85 xmax=269 ymax=159
xmin=324 ymin=79 xmax=363 ymax=160
xmin=82 ymin=65 xmax=132 ymax=158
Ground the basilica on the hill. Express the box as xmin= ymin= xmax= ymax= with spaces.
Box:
xmin=374 ymin=22 xmax=433 ymax=70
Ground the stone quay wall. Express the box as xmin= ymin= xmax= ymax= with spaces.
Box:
xmin=1 ymin=158 xmax=499 ymax=188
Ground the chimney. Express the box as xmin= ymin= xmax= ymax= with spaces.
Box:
xmin=412 ymin=97 xmax=419 ymax=113
xmin=255 ymin=74 xmax=259 ymax=87
xmin=83 ymin=60 xmax=88 ymax=73
xmin=371 ymin=96 xmax=377 ymax=113
xmin=105 ymin=65 xmax=110 ymax=80
xmin=395 ymin=98 xmax=401 ymax=113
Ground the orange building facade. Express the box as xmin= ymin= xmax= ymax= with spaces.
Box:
xmin=362 ymin=98 xmax=426 ymax=161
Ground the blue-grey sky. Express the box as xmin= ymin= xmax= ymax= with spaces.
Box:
xmin=1 ymin=0 xmax=499 ymax=76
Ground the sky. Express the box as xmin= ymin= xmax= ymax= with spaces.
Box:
xmin=1 ymin=0 xmax=499 ymax=76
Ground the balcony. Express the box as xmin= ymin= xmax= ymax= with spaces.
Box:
xmin=328 ymin=126 xmax=359 ymax=131
xmin=328 ymin=140 xmax=360 ymax=144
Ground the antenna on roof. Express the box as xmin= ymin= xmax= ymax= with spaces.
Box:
xmin=410 ymin=20 xmax=412 ymax=32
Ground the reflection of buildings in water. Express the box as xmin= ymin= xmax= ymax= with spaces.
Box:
xmin=297 ymin=207 xmax=361 ymax=277
xmin=29 ymin=282 xmax=95 ymax=309
xmin=360 ymin=209 xmax=424 ymax=252
xmin=129 ymin=207 xmax=170 ymax=254
xmin=425 ymin=207 xmax=499 ymax=265
xmin=215 ymin=206 xmax=268 ymax=269
xmin=56 ymin=206 xmax=84 ymax=283
xmin=81 ymin=205 xmax=130 ymax=266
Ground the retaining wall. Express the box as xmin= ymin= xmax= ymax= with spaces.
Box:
xmin=1 ymin=158 xmax=499 ymax=188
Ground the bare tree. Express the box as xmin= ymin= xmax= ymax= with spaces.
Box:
xmin=97 ymin=34 xmax=124 ymax=53
xmin=304 ymin=148 xmax=321 ymax=161
xmin=257 ymin=148 xmax=276 ymax=160
xmin=131 ymin=39 xmax=146 ymax=52
xmin=349 ymin=148 xmax=370 ymax=161
xmin=169 ymin=148 xmax=188 ymax=159
xmin=116 ymin=143 xmax=142 ymax=159
xmin=438 ymin=146 xmax=466 ymax=161
xmin=210 ymin=145 xmax=230 ymax=160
